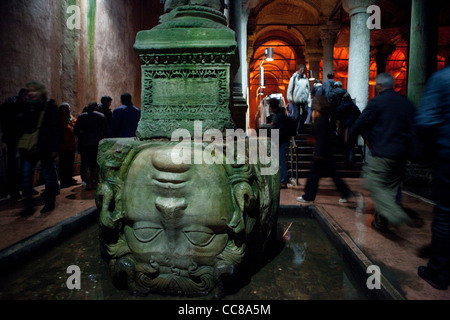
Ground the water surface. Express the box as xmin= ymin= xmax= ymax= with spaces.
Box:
xmin=0 ymin=213 xmax=367 ymax=300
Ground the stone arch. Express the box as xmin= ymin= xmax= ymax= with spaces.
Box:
xmin=248 ymin=36 xmax=298 ymax=129
xmin=250 ymin=0 xmax=320 ymax=22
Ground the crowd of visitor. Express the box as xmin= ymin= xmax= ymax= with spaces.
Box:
xmin=0 ymin=83 xmax=140 ymax=216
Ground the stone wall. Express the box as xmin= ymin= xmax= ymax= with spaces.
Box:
xmin=0 ymin=0 xmax=163 ymax=116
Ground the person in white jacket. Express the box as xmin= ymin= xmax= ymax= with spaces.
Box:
xmin=287 ymin=64 xmax=312 ymax=135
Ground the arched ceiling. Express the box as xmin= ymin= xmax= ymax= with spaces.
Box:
xmin=245 ymin=0 xmax=450 ymax=88
xmin=248 ymin=0 xmax=327 ymax=42
xmin=247 ymin=0 xmax=342 ymax=71
xmin=251 ymin=0 xmax=321 ymax=22
xmin=246 ymin=0 xmax=450 ymax=67
xmin=250 ymin=39 xmax=296 ymax=84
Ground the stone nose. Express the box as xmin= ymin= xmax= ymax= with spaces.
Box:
xmin=152 ymin=145 xmax=192 ymax=173
xmin=155 ymin=197 xmax=188 ymax=222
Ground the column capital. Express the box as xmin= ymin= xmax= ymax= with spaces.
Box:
xmin=304 ymin=46 xmax=323 ymax=63
xmin=319 ymin=23 xmax=341 ymax=45
xmin=343 ymin=0 xmax=380 ymax=16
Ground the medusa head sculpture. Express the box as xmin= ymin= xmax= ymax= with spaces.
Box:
xmin=96 ymin=139 xmax=279 ymax=298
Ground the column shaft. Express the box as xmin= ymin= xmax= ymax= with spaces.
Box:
xmin=309 ymin=59 xmax=321 ymax=81
xmin=230 ymin=0 xmax=249 ymax=130
xmin=407 ymin=0 xmax=438 ymax=107
xmin=347 ymin=8 xmax=371 ymax=111
xmin=320 ymin=24 xmax=340 ymax=78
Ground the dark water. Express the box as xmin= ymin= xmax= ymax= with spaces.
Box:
xmin=0 ymin=214 xmax=367 ymax=300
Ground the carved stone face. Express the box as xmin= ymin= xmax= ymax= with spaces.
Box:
xmin=122 ymin=144 xmax=234 ymax=277
xmin=98 ymin=139 xmax=278 ymax=297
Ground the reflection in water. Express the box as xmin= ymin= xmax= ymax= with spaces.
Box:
xmin=0 ymin=215 xmax=367 ymax=300
xmin=283 ymin=222 xmax=307 ymax=266
xmin=355 ymin=193 xmax=365 ymax=214
xmin=291 ymin=243 xmax=308 ymax=266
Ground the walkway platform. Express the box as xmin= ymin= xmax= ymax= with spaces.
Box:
xmin=0 ymin=176 xmax=449 ymax=300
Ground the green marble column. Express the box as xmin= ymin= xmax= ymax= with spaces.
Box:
xmin=407 ymin=0 xmax=438 ymax=107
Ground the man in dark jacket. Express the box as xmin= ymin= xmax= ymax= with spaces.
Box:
xmin=261 ymin=98 xmax=293 ymax=188
xmin=109 ymin=93 xmax=141 ymax=138
xmin=337 ymin=92 xmax=361 ymax=166
xmin=98 ymin=96 xmax=113 ymax=126
xmin=349 ymin=72 xmax=416 ymax=232
xmin=328 ymin=81 xmax=348 ymax=134
xmin=297 ymin=96 xmax=355 ymax=203
xmin=415 ymin=66 xmax=450 ymax=290
xmin=322 ymin=73 xmax=335 ymax=99
xmin=74 ymin=102 xmax=108 ymax=190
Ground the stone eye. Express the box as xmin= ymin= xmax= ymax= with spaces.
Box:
xmin=133 ymin=222 xmax=163 ymax=243
xmin=183 ymin=231 xmax=215 ymax=247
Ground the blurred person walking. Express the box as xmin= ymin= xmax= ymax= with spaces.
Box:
xmin=348 ymin=73 xmax=416 ymax=232
xmin=0 ymin=88 xmax=27 ymax=199
xmin=17 ymin=82 xmax=61 ymax=215
xmin=58 ymin=103 xmax=77 ymax=188
xmin=297 ymin=96 xmax=357 ymax=204
xmin=416 ymin=66 xmax=450 ymax=290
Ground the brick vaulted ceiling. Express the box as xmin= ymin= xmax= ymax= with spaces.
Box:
xmin=244 ymin=0 xmax=450 ymax=128
xmin=246 ymin=0 xmax=344 ymax=128
xmin=248 ymin=0 xmax=341 ymax=58
xmin=246 ymin=0 xmax=419 ymax=69
xmin=247 ymin=0 xmax=450 ymax=72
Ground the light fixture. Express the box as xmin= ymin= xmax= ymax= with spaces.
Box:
xmin=309 ymin=70 xmax=316 ymax=81
xmin=257 ymin=47 xmax=275 ymax=126
xmin=265 ymin=47 xmax=274 ymax=61
xmin=258 ymin=47 xmax=275 ymax=87
xmin=260 ymin=66 xmax=265 ymax=87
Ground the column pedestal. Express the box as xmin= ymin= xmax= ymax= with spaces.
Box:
xmin=133 ymin=6 xmax=238 ymax=139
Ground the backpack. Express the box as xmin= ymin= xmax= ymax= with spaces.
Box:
xmin=17 ymin=103 xmax=47 ymax=157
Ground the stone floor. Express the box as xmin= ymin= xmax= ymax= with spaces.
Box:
xmin=281 ymin=178 xmax=450 ymax=300
xmin=0 ymin=176 xmax=95 ymax=251
xmin=0 ymin=176 xmax=449 ymax=300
